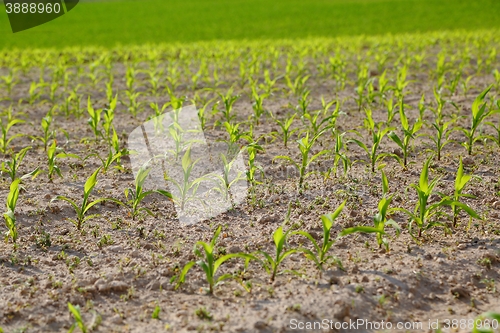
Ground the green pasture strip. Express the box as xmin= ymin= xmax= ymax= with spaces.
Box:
xmin=1 ymin=0 xmax=500 ymax=49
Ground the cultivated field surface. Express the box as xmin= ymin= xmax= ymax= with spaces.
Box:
xmin=0 ymin=32 xmax=499 ymax=332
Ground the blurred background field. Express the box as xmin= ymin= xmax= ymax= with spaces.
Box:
xmin=1 ymin=0 xmax=500 ymax=49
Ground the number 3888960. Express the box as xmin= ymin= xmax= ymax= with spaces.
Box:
xmin=6 ymin=2 xmax=61 ymax=14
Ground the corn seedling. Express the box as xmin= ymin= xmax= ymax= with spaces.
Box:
xmin=394 ymin=65 xmax=412 ymax=99
xmin=275 ymin=130 xmax=328 ymax=193
xmin=255 ymin=226 xmax=297 ymax=282
xmin=377 ymin=69 xmax=393 ymax=101
xmin=461 ymin=74 xmax=475 ymax=98
xmin=67 ymin=303 xmax=88 ymax=333
xmin=49 ymin=81 xmax=59 ymax=101
xmin=102 ymin=95 xmax=117 ymax=141
xmin=176 ymin=226 xmax=251 ymax=294
xmin=86 ymin=97 xmax=103 ymax=141
xmin=251 ymin=85 xmax=268 ymax=124
xmin=110 ymin=127 xmax=127 ymax=168
xmin=452 ymin=157 xmax=477 ymax=228
xmin=125 ymin=165 xmax=172 ymax=219
xmin=341 ymin=172 xmax=400 ymax=251
xmin=272 ymin=112 xmax=298 ymax=148
xmin=105 ymin=78 xmax=114 ymax=105
xmin=354 ymin=64 xmax=370 ymax=110
xmin=1 ymin=146 xmax=39 ymax=181
xmin=147 ymin=68 xmax=164 ymax=96
xmin=350 ymin=108 xmax=394 ymax=172
xmin=210 ymin=153 xmax=247 ymax=208
xmin=125 ymin=64 xmax=136 ymax=92
xmin=424 ymin=117 xmax=457 ymax=161
xmin=151 ymin=305 xmax=161 ymax=320
xmin=165 ymin=85 xmax=185 ymax=110
xmin=124 ymin=90 xmax=142 ymax=117
xmin=445 ymin=71 xmax=462 ymax=96
xmin=296 ymin=90 xmax=311 ymax=116
xmin=165 ymin=148 xmax=205 ymax=211
xmin=0 ymin=117 xmax=24 ymax=154
xmin=28 ymin=81 xmax=44 ymax=105
xmin=293 ymin=201 xmax=346 ymax=276
xmin=217 ymin=88 xmax=239 ymax=123
xmin=30 ymin=108 xmax=55 ymax=151
xmin=301 ymin=110 xmax=332 ymax=138
xmin=3 ymin=179 xmax=20 ymax=243
xmin=399 ymin=156 xmax=479 ymax=237
xmin=321 ymin=97 xmax=341 ymax=128
xmin=94 ymin=149 xmax=124 ymax=174
xmin=388 ymin=101 xmax=423 ymax=167
xmin=324 ymin=130 xmax=350 ymax=180
xmin=1 ymin=70 xmax=17 ymax=97
xmin=461 ymin=85 xmax=495 ymax=155
xmin=149 ymin=102 xmax=168 ymax=134
xmin=260 ymin=69 xmax=280 ymax=94
xmin=285 ymin=74 xmax=309 ymax=97
xmin=246 ymin=142 xmax=264 ymax=185
xmin=62 ymin=89 xmax=82 ymax=118
xmin=46 ymin=141 xmax=80 ymax=180
xmin=384 ymin=97 xmax=398 ymax=124
xmin=53 ymin=167 xmax=123 ymax=230
xmin=223 ymin=121 xmax=249 ymax=145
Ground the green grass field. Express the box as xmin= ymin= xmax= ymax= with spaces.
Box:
xmin=1 ymin=0 xmax=500 ymax=49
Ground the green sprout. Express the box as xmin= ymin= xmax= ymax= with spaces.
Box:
xmin=399 ymin=156 xmax=479 ymax=237
xmin=272 ymin=112 xmax=298 ymax=148
xmin=87 ymin=97 xmax=102 ymax=141
xmin=67 ymin=304 xmax=87 ymax=332
xmin=294 ymin=201 xmax=346 ymax=276
xmin=125 ymin=165 xmax=172 ymax=220
xmin=53 ymin=167 xmax=123 ymax=230
xmin=388 ymin=101 xmax=423 ymax=167
xmin=452 ymin=156 xmax=477 ymax=228
xmin=3 ymin=178 xmax=20 ymax=243
xmin=176 ymin=226 xmax=251 ymax=294
xmin=341 ymin=171 xmax=400 ymax=251
xmin=461 ymin=85 xmax=495 ymax=155
xmin=1 ymin=146 xmax=39 ymax=181
xmin=30 ymin=108 xmax=55 ymax=151
xmin=0 ymin=117 xmax=24 ymax=154
xmin=350 ymin=108 xmax=394 ymax=172
xmin=275 ymin=130 xmax=328 ymax=193
xmin=256 ymin=226 xmax=297 ymax=282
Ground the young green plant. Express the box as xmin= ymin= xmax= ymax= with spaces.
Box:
xmin=399 ymin=156 xmax=479 ymax=237
xmin=272 ymin=113 xmax=298 ymax=148
xmin=388 ymin=102 xmax=423 ymax=167
xmin=176 ymin=226 xmax=251 ymax=294
xmin=68 ymin=303 xmax=89 ymax=333
xmin=1 ymin=146 xmax=39 ymax=181
xmin=0 ymin=117 xmax=24 ymax=154
xmin=46 ymin=140 xmax=80 ymax=180
xmin=341 ymin=171 xmax=400 ymax=251
xmin=452 ymin=156 xmax=477 ymax=228
xmin=52 ymin=167 xmax=123 ymax=230
xmin=424 ymin=117 xmax=456 ymax=161
xmin=461 ymin=85 xmax=495 ymax=155
xmin=275 ymin=130 xmax=328 ymax=193
xmin=3 ymin=179 xmax=20 ymax=243
xmin=350 ymin=108 xmax=394 ymax=172
xmin=255 ymin=226 xmax=297 ymax=282
xmin=125 ymin=165 xmax=172 ymax=219
xmin=293 ymin=201 xmax=346 ymax=277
